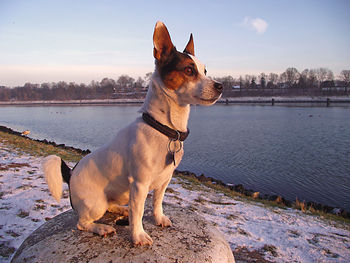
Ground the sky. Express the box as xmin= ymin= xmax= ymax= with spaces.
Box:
xmin=0 ymin=0 xmax=349 ymax=86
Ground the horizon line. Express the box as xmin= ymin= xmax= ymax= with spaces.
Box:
xmin=0 ymin=65 xmax=347 ymax=87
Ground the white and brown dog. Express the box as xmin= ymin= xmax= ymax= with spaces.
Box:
xmin=43 ymin=21 xmax=222 ymax=246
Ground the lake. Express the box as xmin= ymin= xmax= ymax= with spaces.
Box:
xmin=1 ymin=104 xmax=349 ymax=210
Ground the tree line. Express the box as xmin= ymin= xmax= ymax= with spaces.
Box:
xmin=0 ymin=68 xmax=349 ymax=101
xmin=0 ymin=74 xmax=151 ymax=101
xmin=214 ymin=68 xmax=349 ymax=96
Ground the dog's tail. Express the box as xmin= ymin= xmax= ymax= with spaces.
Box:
xmin=42 ymin=155 xmax=72 ymax=202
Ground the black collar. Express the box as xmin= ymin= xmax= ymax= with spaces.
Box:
xmin=142 ymin=112 xmax=190 ymax=141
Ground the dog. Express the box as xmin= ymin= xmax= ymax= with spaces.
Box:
xmin=43 ymin=21 xmax=222 ymax=246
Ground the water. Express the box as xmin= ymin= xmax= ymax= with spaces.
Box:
xmin=1 ymin=104 xmax=350 ymax=210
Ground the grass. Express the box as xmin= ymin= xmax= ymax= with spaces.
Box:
xmin=0 ymin=131 xmax=83 ymax=163
xmin=175 ymin=173 xmax=283 ymax=208
xmin=293 ymin=198 xmax=350 ymax=227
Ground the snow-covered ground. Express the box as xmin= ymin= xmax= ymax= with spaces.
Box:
xmin=1 ymin=141 xmax=349 ymax=262
xmin=165 ymin=180 xmax=350 ymax=262
xmin=0 ymin=142 xmax=71 ymax=262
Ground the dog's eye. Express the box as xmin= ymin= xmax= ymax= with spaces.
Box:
xmin=204 ymin=69 xmax=207 ymax=75
xmin=184 ymin=67 xmax=194 ymax=76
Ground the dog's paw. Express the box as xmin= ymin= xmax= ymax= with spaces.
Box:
xmin=132 ymin=231 xmax=153 ymax=246
xmin=155 ymin=214 xmax=172 ymax=227
xmin=78 ymin=222 xmax=116 ymax=236
xmin=94 ymin=224 xmax=116 ymax=236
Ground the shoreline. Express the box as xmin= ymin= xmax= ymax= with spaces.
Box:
xmin=0 ymin=125 xmax=91 ymax=156
xmin=1 ymin=124 xmax=349 ymax=220
xmin=175 ymin=170 xmax=350 ymax=220
xmin=0 ymin=95 xmax=349 ymax=106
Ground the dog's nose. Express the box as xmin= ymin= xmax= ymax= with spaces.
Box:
xmin=214 ymin=82 xmax=223 ymax=93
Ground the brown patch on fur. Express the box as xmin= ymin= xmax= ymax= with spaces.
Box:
xmin=153 ymin=22 xmax=175 ymax=63
xmin=157 ymin=51 xmax=200 ymax=90
xmin=162 ymin=70 xmax=187 ymax=90
xmin=183 ymin=33 xmax=195 ymax=56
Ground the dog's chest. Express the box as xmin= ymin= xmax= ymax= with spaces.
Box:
xmin=165 ymin=148 xmax=183 ymax=166
xmin=150 ymin=149 xmax=183 ymax=190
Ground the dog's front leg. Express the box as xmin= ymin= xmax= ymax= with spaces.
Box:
xmin=153 ymin=176 xmax=172 ymax=227
xmin=129 ymin=181 xmax=153 ymax=246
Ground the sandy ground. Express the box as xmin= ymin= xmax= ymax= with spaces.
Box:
xmin=1 ymin=141 xmax=349 ymax=262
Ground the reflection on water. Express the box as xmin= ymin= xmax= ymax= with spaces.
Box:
xmin=1 ymin=104 xmax=349 ymax=210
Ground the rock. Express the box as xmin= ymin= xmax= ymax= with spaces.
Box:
xmin=11 ymin=202 xmax=235 ymax=263
xmin=234 ymin=184 xmax=245 ymax=193
xmin=197 ymin=174 xmax=212 ymax=183
xmin=275 ymin=196 xmax=283 ymax=203
xmin=252 ymin=192 xmax=260 ymax=199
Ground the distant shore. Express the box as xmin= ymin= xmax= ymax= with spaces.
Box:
xmin=0 ymin=95 xmax=349 ymax=106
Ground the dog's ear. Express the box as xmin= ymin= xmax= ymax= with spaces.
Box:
xmin=183 ymin=33 xmax=195 ymax=56
xmin=153 ymin=21 xmax=175 ymax=62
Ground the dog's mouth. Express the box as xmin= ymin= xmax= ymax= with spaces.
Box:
xmin=195 ymin=95 xmax=221 ymax=104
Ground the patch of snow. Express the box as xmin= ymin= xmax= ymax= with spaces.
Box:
xmin=165 ymin=178 xmax=350 ymax=263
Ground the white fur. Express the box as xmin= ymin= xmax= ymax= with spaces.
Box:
xmin=42 ymin=155 xmax=63 ymax=202
xmin=42 ymin=22 xmax=221 ymax=246
xmin=188 ymin=54 xmax=206 ymax=76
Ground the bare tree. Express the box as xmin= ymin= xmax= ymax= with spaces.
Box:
xmin=301 ymin=69 xmax=317 ymax=88
xmin=144 ymin=72 xmax=153 ymax=84
xmin=135 ymin=77 xmax=145 ymax=92
xmin=315 ymin=68 xmax=330 ymax=87
xmin=279 ymin=72 xmax=287 ymax=84
xmin=214 ymin=75 xmax=235 ymax=91
xmin=326 ymin=69 xmax=334 ymax=81
xmin=259 ymin=73 xmax=267 ymax=89
xmin=250 ymin=76 xmax=257 ymax=88
xmin=244 ymin=75 xmax=255 ymax=88
xmin=238 ymin=76 xmax=243 ymax=87
xmin=284 ymin=68 xmax=299 ymax=87
xmin=340 ymin=70 xmax=350 ymax=92
xmin=116 ymin=75 xmax=135 ymax=92
xmin=268 ymin=73 xmax=279 ymax=85
xmin=100 ymin=78 xmax=116 ymax=95
xmin=308 ymin=69 xmax=317 ymax=88
xmin=340 ymin=70 xmax=350 ymax=85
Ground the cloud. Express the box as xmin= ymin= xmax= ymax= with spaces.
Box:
xmin=242 ymin=17 xmax=268 ymax=34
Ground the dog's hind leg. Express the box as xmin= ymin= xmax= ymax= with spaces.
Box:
xmin=107 ymin=203 xmax=129 ymax=217
xmin=153 ymin=176 xmax=172 ymax=227
xmin=75 ymin=196 xmax=116 ymax=236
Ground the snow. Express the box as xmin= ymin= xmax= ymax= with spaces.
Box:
xmin=1 ymin=141 xmax=349 ymax=262
xmin=164 ymin=179 xmax=350 ymax=262
xmin=0 ymin=142 xmax=71 ymax=262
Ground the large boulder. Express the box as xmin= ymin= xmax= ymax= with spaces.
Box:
xmin=12 ymin=202 xmax=235 ymax=263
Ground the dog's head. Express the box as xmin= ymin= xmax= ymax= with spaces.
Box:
xmin=153 ymin=21 xmax=222 ymax=106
